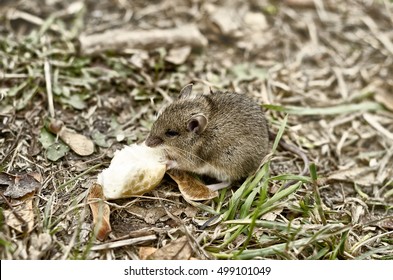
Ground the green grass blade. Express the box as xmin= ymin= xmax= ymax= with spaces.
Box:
xmin=239 ymin=187 xmax=259 ymax=218
xmin=310 ymin=163 xmax=327 ymax=225
xmin=272 ymin=114 xmax=288 ymax=152
xmin=269 ymin=174 xmax=312 ymax=183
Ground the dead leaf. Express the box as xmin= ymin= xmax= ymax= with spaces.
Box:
xmin=261 ymin=208 xmax=283 ymax=221
xmin=378 ymin=217 xmax=393 ymax=229
xmin=2 ymin=172 xmax=41 ymax=199
xmin=139 ymin=246 xmax=157 ymax=260
xmin=167 ymin=170 xmax=218 ymax=201
xmin=363 ymin=215 xmax=393 ymax=230
xmin=328 ymin=167 xmax=376 ymax=187
xmin=0 ymin=172 xmax=14 ymax=187
xmin=126 ymin=205 xmax=167 ymax=224
xmin=147 ymin=236 xmax=192 ymax=260
xmin=28 ymin=232 xmax=52 ymax=259
xmin=183 ymin=205 xmax=199 ymax=217
xmin=130 ymin=50 xmax=149 ymax=68
xmin=47 ymin=119 xmax=95 ymax=156
xmin=172 ymin=205 xmax=198 ymax=218
xmin=59 ymin=127 xmax=95 ymax=156
xmin=125 ymin=205 xmax=147 ymax=219
xmin=88 ymin=183 xmax=111 ymax=241
xmin=375 ymin=91 xmax=393 ymax=112
xmin=351 ymin=205 xmax=366 ymax=224
xmin=145 ymin=207 xmax=167 ymax=224
xmin=165 ymin=46 xmax=191 ymax=65
xmin=3 ymin=195 xmax=35 ymax=233
xmin=29 ymin=172 xmax=42 ymax=182
xmin=209 ymin=5 xmax=243 ymax=36
xmin=243 ymin=12 xmax=268 ymax=31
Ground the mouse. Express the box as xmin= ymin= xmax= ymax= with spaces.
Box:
xmin=145 ymin=83 xmax=307 ymax=191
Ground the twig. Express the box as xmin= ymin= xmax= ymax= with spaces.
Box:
xmin=6 ymin=9 xmax=47 ymax=27
xmin=362 ymin=16 xmax=393 ymax=56
xmin=79 ymin=25 xmax=208 ymax=54
xmin=90 ymin=235 xmax=157 ymax=251
xmin=57 ymin=163 xmax=102 ymax=190
xmin=313 ymin=0 xmax=328 ymax=21
xmin=351 ymin=230 xmax=393 ymax=254
xmin=333 ymin=67 xmax=348 ymax=100
xmin=44 ymin=59 xmax=55 ymax=118
xmin=6 ymin=5 xmax=82 ymax=37
xmin=0 ymin=73 xmax=30 ymax=79
xmin=6 ymin=141 xmax=23 ymax=173
xmin=363 ymin=113 xmax=393 ymax=141
xmin=6 ymin=9 xmax=64 ymax=35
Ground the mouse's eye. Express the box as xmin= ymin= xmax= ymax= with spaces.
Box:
xmin=165 ymin=129 xmax=179 ymax=138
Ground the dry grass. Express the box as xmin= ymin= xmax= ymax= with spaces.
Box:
xmin=0 ymin=0 xmax=392 ymax=260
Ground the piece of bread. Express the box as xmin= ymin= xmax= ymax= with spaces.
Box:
xmin=97 ymin=143 xmax=166 ymax=199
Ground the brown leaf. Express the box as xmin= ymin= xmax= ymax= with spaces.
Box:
xmin=139 ymin=246 xmax=157 ymax=260
xmin=375 ymin=91 xmax=393 ymax=112
xmin=167 ymin=170 xmax=218 ymax=201
xmin=47 ymin=119 xmax=95 ymax=156
xmin=59 ymin=126 xmax=95 ymax=156
xmin=147 ymin=236 xmax=192 ymax=260
xmin=88 ymin=183 xmax=111 ymax=241
xmin=165 ymin=46 xmax=191 ymax=65
xmin=3 ymin=195 xmax=35 ymax=233
xmin=29 ymin=172 xmax=42 ymax=183
xmin=2 ymin=172 xmax=40 ymax=199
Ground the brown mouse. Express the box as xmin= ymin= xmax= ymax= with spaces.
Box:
xmin=145 ymin=83 xmax=270 ymax=191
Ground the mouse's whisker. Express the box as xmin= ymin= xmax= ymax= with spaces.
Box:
xmin=164 ymin=146 xmax=216 ymax=170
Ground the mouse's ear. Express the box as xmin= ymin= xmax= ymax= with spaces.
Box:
xmin=187 ymin=114 xmax=207 ymax=134
xmin=179 ymin=83 xmax=193 ymax=99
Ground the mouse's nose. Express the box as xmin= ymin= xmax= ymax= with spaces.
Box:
xmin=145 ymin=136 xmax=163 ymax=147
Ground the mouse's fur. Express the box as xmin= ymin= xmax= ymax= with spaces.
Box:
xmin=145 ymin=84 xmax=269 ymax=188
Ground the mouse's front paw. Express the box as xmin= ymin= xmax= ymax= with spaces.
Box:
xmin=206 ymin=181 xmax=231 ymax=191
xmin=164 ymin=160 xmax=179 ymax=170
